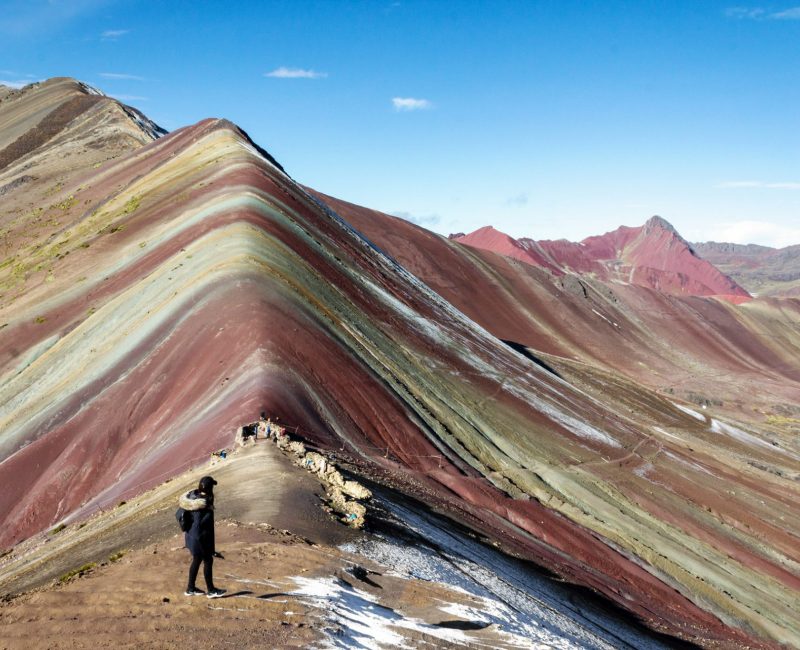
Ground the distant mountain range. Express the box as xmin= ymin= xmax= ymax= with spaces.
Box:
xmin=450 ymin=217 xmax=800 ymax=302
xmin=1 ymin=78 xmax=799 ymax=649
xmin=692 ymin=241 xmax=800 ymax=297
xmin=450 ymin=219 xmax=798 ymax=300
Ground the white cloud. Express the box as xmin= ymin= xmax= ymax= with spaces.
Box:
xmin=110 ymin=94 xmax=148 ymax=102
xmin=391 ymin=211 xmax=441 ymax=227
xmin=716 ymin=180 xmax=800 ymax=189
xmin=0 ymin=79 xmax=28 ymax=89
xmin=392 ymin=97 xmax=432 ymax=111
xmin=705 ymin=220 xmax=800 ymax=247
xmin=771 ymin=6 xmax=800 ymax=18
xmin=102 ymin=29 xmax=129 ymax=39
xmin=725 ymin=7 xmax=766 ymax=19
xmin=724 ymin=6 xmax=800 ymax=19
xmin=99 ymin=72 xmax=144 ymax=81
xmin=265 ymin=67 xmax=327 ymax=79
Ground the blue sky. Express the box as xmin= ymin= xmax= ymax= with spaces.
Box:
xmin=1 ymin=0 xmax=799 ymax=246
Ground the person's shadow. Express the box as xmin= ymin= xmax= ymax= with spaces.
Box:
xmin=256 ymin=592 xmax=290 ymax=600
xmin=211 ymin=590 xmax=293 ymax=600
xmin=215 ymin=590 xmax=253 ymax=598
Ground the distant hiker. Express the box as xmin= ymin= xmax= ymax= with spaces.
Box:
xmin=257 ymin=412 xmax=269 ymax=439
xmin=180 ymin=475 xmax=226 ymax=598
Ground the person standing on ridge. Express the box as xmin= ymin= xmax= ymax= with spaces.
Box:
xmin=180 ymin=475 xmax=226 ymax=598
xmin=257 ymin=411 xmax=269 ymax=439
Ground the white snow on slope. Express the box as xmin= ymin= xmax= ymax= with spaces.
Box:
xmin=709 ymin=418 xmax=778 ymax=452
xmin=671 ymin=402 xmax=706 ymax=421
xmin=341 ymin=497 xmax=673 ymax=650
xmin=290 ymin=574 xmax=552 ymax=649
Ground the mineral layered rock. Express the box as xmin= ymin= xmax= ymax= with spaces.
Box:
xmin=1 ymin=79 xmax=798 ymax=648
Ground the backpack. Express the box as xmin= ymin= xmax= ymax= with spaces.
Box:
xmin=175 ymin=507 xmax=193 ymax=532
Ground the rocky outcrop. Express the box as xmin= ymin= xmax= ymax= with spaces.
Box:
xmin=272 ymin=433 xmax=371 ymax=527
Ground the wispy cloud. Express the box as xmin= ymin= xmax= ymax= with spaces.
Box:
xmin=99 ymin=72 xmax=145 ymax=81
xmin=265 ymin=67 xmax=327 ymax=79
xmin=705 ymin=220 xmax=800 ymax=247
xmin=0 ymin=79 xmax=29 ymax=89
xmin=772 ymin=6 xmax=800 ymax=18
xmin=391 ymin=211 xmax=441 ymax=227
xmin=724 ymin=6 xmax=800 ymax=20
xmin=392 ymin=97 xmax=432 ymax=111
xmin=716 ymin=180 xmax=800 ymax=189
xmin=725 ymin=7 xmax=766 ymax=18
xmin=0 ymin=68 xmax=40 ymax=88
xmin=110 ymin=94 xmax=148 ymax=102
xmin=102 ymin=28 xmax=129 ymax=40
xmin=506 ymin=192 xmax=528 ymax=207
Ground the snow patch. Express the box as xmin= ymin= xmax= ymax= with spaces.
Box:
xmin=651 ymin=426 xmax=682 ymax=442
xmin=290 ymin=575 xmax=492 ymax=648
xmin=671 ymin=402 xmax=706 ymax=422
xmin=120 ymin=105 xmax=167 ymax=140
xmin=79 ymin=82 xmax=105 ymax=96
xmin=663 ymin=450 xmax=715 ymax=476
xmin=590 ymin=308 xmax=619 ymax=328
xmin=709 ymin=418 xmax=777 ymax=451
xmin=506 ymin=384 xmax=621 ymax=448
xmin=361 ymin=278 xmax=445 ymax=344
xmin=342 ymin=498 xmax=672 ymax=650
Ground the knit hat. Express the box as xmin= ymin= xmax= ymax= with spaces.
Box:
xmin=199 ymin=476 xmax=217 ymax=493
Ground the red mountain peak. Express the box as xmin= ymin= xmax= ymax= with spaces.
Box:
xmin=455 ymin=219 xmax=751 ymax=300
xmin=643 ymin=215 xmax=679 ymax=236
xmin=456 ymin=227 xmax=563 ymax=274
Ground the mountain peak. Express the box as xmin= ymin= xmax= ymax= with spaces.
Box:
xmin=643 ymin=215 xmax=678 ymax=235
xmin=452 ymin=217 xmax=749 ymax=298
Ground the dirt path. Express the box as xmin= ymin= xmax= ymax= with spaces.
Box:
xmin=0 ymin=440 xmax=359 ymax=597
xmin=0 ymin=460 xmax=538 ymax=650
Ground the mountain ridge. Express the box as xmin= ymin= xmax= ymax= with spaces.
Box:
xmin=692 ymin=240 xmax=800 ymax=297
xmin=1 ymin=78 xmax=798 ymax=648
xmin=455 ymin=217 xmax=751 ymax=300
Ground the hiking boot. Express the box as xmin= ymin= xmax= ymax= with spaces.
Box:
xmin=184 ymin=588 xmax=204 ymax=596
xmin=207 ymin=588 xmax=227 ymax=599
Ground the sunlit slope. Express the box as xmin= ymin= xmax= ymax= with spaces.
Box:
xmin=0 ymin=116 xmax=797 ymax=647
xmin=0 ymin=77 xmax=161 ymax=191
xmin=312 ymin=191 xmax=800 ymax=647
xmin=454 ymin=218 xmax=751 ymax=299
xmin=0 ymin=78 xmax=164 ymax=314
xmin=318 ymin=193 xmax=800 ymax=429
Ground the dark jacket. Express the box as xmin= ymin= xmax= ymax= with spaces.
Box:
xmin=179 ymin=490 xmax=215 ymax=556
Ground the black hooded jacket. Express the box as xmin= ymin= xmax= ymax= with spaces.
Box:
xmin=178 ymin=490 xmax=215 ymax=555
